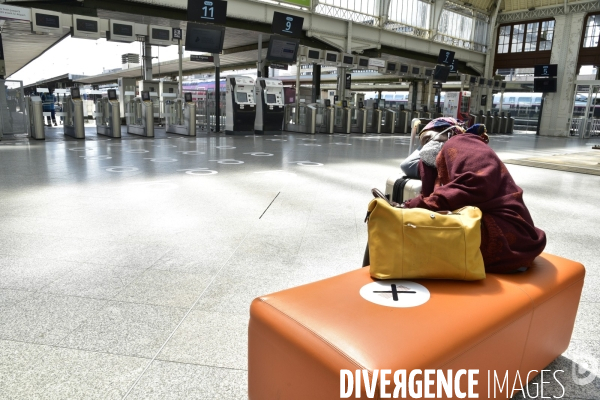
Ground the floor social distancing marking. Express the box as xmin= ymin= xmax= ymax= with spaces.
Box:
xmin=144 ymin=158 xmax=178 ymax=163
xmin=210 ymin=159 xmax=244 ymax=164
xmin=105 ymin=166 xmax=139 ymax=173
xmin=289 ymin=161 xmax=323 ymax=166
xmin=177 ymin=168 xmax=218 ymax=175
xmin=243 ymin=152 xmax=273 ymax=156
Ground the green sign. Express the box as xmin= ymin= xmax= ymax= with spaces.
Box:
xmin=280 ymin=0 xmax=311 ymax=7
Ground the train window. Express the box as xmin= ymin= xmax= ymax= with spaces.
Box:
xmin=534 ymin=97 xmax=541 ymax=103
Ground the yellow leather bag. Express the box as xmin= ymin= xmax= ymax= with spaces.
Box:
xmin=366 ymin=198 xmax=486 ymax=280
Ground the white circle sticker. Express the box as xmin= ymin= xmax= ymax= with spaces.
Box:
xmin=359 ymin=280 xmax=430 ymax=308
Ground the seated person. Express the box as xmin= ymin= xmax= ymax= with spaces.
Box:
xmin=401 ymin=117 xmax=546 ymax=273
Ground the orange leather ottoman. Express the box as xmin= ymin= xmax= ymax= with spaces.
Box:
xmin=248 ymin=253 xmax=584 ymax=399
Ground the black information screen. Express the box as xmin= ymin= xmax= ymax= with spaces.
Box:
xmin=76 ymin=19 xmax=98 ymax=33
xmin=266 ymin=36 xmax=299 ymax=63
xmin=185 ymin=92 xmax=193 ymax=102
xmin=399 ymin=65 xmax=409 ymax=73
xmin=187 ymin=0 xmax=228 ymax=25
xmin=425 ymin=69 xmax=433 ymax=77
xmin=479 ymin=78 xmax=486 ymax=85
xmin=152 ymin=28 xmax=170 ymax=41
xmin=433 ymin=65 xmax=450 ymax=82
xmin=36 ymin=13 xmax=60 ymax=28
xmin=412 ymin=67 xmax=420 ymax=75
xmin=308 ymin=50 xmax=320 ymax=59
xmin=387 ymin=63 xmax=396 ymax=71
xmin=437 ymin=49 xmax=455 ymax=65
xmin=325 ymin=99 xmax=331 ymax=107
xmin=343 ymin=55 xmax=354 ymax=65
xmin=271 ymin=11 xmax=303 ymax=38
xmin=113 ymin=23 xmax=133 ymax=37
xmin=358 ymin=58 xmax=369 ymax=67
xmin=326 ymin=53 xmax=337 ymax=62
xmin=266 ymin=94 xmax=276 ymax=103
xmin=534 ymin=64 xmax=558 ymax=77
xmin=141 ymin=91 xmax=151 ymax=101
xmin=107 ymin=90 xmax=117 ymax=100
xmin=470 ymin=76 xmax=477 ymax=84
xmin=185 ymin=23 xmax=225 ymax=53
xmin=487 ymin=79 xmax=493 ymax=86
xmin=534 ymin=78 xmax=557 ymax=92
xmin=71 ymin=88 xmax=81 ymax=99
xmin=494 ymin=80 xmax=500 ymax=88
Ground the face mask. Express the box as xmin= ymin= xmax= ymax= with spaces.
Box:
xmin=420 ymin=139 xmax=445 ymax=168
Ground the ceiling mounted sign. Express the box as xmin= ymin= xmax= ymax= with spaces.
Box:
xmin=278 ymin=0 xmax=311 ymax=6
xmin=187 ymin=0 xmax=228 ymax=25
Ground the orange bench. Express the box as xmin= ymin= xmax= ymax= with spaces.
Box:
xmin=248 ymin=253 xmax=584 ymax=399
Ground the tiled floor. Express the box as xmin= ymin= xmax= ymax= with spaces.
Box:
xmin=1 ymin=126 xmax=599 ymax=399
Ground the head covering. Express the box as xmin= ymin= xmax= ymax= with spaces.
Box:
xmin=419 ymin=117 xmax=465 ymax=138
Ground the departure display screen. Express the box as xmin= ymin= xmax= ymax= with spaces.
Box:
xmin=266 ymin=36 xmax=299 ymax=63
xmin=470 ymin=76 xmax=477 ymax=84
xmin=266 ymin=94 xmax=276 ymax=103
xmin=107 ymin=89 xmax=117 ymax=100
xmin=479 ymin=78 xmax=486 ymax=85
xmin=425 ymin=69 xmax=433 ymax=76
xmin=141 ymin=91 xmax=151 ymax=101
xmin=152 ymin=28 xmax=170 ymax=41
xmin=534 ymin=78 xmax=557 ymax=92
xmin=36 ymin=13 xmax=60 ymax=28
xmin=308 ymin=50 xmax=320 ymax=59
xmin=343 ymin=55 xmax=353 ymax=65
xmin=326 ymin=53 xmax=337 ymax=62
xmin=399 ymin=65 xmax=409 ymax=73
xmin=185 ymin=23 xmax=226 ymax=53
xmin=412 ymin=67 xmax=420 ymax=75
xmin=358 ymin=58 xmax=369 ymax=67
xmin=76 ymin=19 xmax=98 ymax=33
xmin=113 ymin=23 xmax=133 ymax=37
xmin=184 ymin=92 xmax=193 ymax=102
xmin=387 ymin=63 xmax=396 ymax=71
xmin=236 ymin=92 xmax=248 ymax=103
xmin=70 ymin=88 xmax=81 ymax=99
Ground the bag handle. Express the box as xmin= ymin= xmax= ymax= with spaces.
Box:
xmin=371 ymin=188 xmax=402 ymax=208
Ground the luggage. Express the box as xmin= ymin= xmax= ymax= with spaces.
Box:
xmin=384 ymin=175 xmax=422 ymax=203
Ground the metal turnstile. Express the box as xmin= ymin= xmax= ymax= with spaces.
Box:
xmin=498 ymin=112 xmax=507 ymax=134
xmin=166 ymin=95 xmax=196 ymax=136
xmin=95 ymin=90 xmax=121 ymax=138
xmin=26 ymin=96 xmax=45 ymax=140
xmin=316 ymin=100 xmax=334 ymax=134
xmin=126 ymin=92 xmax=154 ymax=137
xmin=351 ymin=103 xmax=367 ymax=133
xmin=335 ymin=102 xmax=352 ymax=134
xmin=506 ymin=112 xmax=515 ymax=133
xmin=367 ymin=103 xmax=382 ymax=133
xmin=491 ymin=112 xmax=500 ymax=133
xmin=483 ymin=110 xmax=494 ymax=132
xmin=63 ymin=89 xmax=85 ymax=139
xmin=382 ymin=109 xmax=397 ymax=133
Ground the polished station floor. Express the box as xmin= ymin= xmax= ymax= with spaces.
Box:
xmin=1 ymin=128 xmax=599 ymax=399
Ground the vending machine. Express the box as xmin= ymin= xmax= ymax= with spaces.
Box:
xmin=254 ymin=78 xmax=285 ymax=135
xmin=225 ymin=75 xmax=256 ymax=135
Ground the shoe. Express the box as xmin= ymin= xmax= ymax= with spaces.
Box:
xmin=53 ymin=124 xmax=57 ymax=126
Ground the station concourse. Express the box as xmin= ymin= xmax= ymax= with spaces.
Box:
xmin=0 ymin=0 xmax=599 ymax=399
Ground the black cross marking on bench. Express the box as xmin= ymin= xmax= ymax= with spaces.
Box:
xmin=373 ymin=284 xmax=416 ymax=301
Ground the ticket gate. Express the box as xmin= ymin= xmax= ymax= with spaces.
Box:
xmin=226 ymin=75 xmax=256 ymax=135
xmin=26 ymin=96 xmax=45 ymax=140
xmin=382 ymin=108 xmax=397 ymax=133
xmin=335 ymin=100 xmax=352 ymax=134
xmin=483 ymin=110 xmax=495 ymax=131
xmin=166 ymin=93 xmax=196 ymax=136
xmin=351 ymin=102 xmax=367 ymax=134
xmin=318 ymin=100 xmax=335 ymax=134
xmin=506 ymin=112 xmax=515 ymax=133
xmin=255 ymin=78 xmax=285 ymax=135
xmin=63 ymin=88 xmax=85 ymax=139
xmin=367 ymin=103 xmax=382 ymax=133
xmin=95 ymin=89 xmax=121 ymax=138
xmin=305 ymin=104 xmax=317 ymax=134
xmin=397 ymin=107 xmax=415 ymax=134
xmin=498 ymin=112 xmax=507 ymax=134
xmin=474 ymin=110 xmax=485 ymax=124
xmin=126 ymin=91 xmax=154 ymax=137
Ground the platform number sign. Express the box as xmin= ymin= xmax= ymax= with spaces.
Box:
xmin=187 ymin=0 xmax=228 ymax=25
xmin=437 ymin=49 xmax=455 ymax=65
xmin=271 ymin=11 xmax=303 ymax=38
